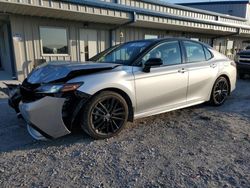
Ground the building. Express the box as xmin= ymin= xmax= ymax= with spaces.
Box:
xmin=179 ymin=0 xmax=250 ymax=19
xmin=0 ymin=0 xmax=250 ymax=80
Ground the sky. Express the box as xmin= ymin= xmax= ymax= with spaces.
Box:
xmin=164 ymin=0 xmax=247 ymax=3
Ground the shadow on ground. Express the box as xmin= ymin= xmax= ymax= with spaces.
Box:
xmin=0 ymin=122 xmax=93 ymax=153
xmin=0 ymin=103 xmax=203 ymax=153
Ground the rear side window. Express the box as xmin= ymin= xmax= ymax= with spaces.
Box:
xmin=183 ymin=41 xmax=206 ymax=63
xmin=204 ymin=47 xmax=213 ymax=60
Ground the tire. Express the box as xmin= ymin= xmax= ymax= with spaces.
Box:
xmin=210 ymin=76 xmax=230 ymax=106
xmin=239 ymin=72 xmax=245 ymax=80
xmin=80 ymin=91 xmax=129 ymax=139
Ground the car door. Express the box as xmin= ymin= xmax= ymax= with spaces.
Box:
xmin=133 ymin=40 xmax=189 ymax=116
xmin=182 ymin=40 xmax=219 ymax=103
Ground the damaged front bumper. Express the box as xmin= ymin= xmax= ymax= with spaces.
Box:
xmin=7 ymin=81 xmax=91 ymax=140
xmin=19 ymin=96 xmax=71 ymax=140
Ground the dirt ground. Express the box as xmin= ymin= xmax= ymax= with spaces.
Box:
xmin=0 ymin=79 xmax=249 ymax=188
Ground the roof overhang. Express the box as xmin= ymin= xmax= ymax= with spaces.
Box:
xmin=0 ymin=0 xmax=131 ymax=25
xmin=131 ymin=14 xmax=249 ymax=37
xmin=132 ymin=21 xmax=238 ymax=36
xmin=0 ymin=0 xmax=250 ymax=37
xmin=141 ymin=0 xmax=248 ymax=21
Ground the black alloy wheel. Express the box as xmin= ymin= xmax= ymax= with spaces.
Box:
xmin=81 ymin=91 xmax=128 ymax=139
xmin=210 ymin=77 xmax=229 ymax=106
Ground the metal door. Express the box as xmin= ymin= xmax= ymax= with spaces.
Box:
xmin=80 ymin=29 xmax=98 ymax=61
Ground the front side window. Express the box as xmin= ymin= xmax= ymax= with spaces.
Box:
xmin=96 ymin=41 xmax=151 ymax=65
xmin=183 ymin=41 xmax=206 ymax=63
xmin=40 ymin=27 xmax=68 ymax=55
xmin=142 ymin=41 xmax=182 ymax=66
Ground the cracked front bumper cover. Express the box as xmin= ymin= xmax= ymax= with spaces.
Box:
xmin=19 ymin=96 xmax=71 ymax=139
xmin=27 ymin=124 xmax=48 ymax=141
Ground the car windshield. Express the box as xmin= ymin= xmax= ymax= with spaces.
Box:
xmin=93 ymin=41 xmax=152 ymax=65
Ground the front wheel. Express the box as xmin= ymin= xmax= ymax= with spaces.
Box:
xmin=210 ymin=77 xmax=229 ymax=106
xmin=80 ymin=91 xmax=129 ymax=139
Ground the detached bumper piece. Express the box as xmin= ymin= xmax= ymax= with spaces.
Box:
xmin=19 ymin=96 xmax=71 ymax=140
xmin=5 ymin=84 xmax=22 ymax=114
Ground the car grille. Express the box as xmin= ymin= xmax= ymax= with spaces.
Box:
xmin=239 ymin=55 xmax=250 ymax=64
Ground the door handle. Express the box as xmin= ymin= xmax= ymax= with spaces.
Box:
xmin=210 ymin=63 xmax=217 ymax=68
xmin=178 ymin=68 xmax=187 ymax=73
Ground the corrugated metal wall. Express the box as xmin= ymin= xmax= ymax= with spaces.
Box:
xmin=111 ymin=26 xmax=212 ymax=45
xmin=119 ymin=0 xmax=217 ymax=21
xmin=116 ymin=0 xmax=247 ymax=25
xmin=9 ymin=15 xmax=246 ymax=80
xmin=10 ymin=15 xmax=110 ymax=80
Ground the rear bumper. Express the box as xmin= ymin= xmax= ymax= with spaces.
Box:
xmin=19 ymin=96 xmax=71 ymax=139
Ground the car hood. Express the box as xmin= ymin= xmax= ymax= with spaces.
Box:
xmin=27 ymin=61 xmax=121 ymax=84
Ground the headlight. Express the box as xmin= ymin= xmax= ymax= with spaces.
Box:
xmin=35 ymin=82 xmax=83 ymax=94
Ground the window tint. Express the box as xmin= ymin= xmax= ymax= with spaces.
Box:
xmin=142 ymin=41 xmax=182 ymax=66
xmin=40 ymin=27 xmax=68 ymax=55
xmin=204 ymin=47 xmax=213 ymax=60
xmin=183 ymin=41 xmax=206 ymax=63
xmin=97 ymin=41 xmax=151 ymax=65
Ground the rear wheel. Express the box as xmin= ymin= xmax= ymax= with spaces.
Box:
xmin=210 ymin=77 xmax=229 ymax=106
xmin=80 ymin=91 xmax=128 ymax=139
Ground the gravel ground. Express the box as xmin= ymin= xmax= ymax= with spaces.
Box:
xmin=0 ymin=79 xmax=249 ymax=188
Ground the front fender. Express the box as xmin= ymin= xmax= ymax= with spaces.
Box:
xmin=80 ymin=82 xmax=134 ymax=101
xmin=69 ymin=70 xmax=136 ymax=108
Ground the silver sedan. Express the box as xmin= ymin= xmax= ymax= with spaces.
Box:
xmin=8 ymin=38 xmax=237 ymax=140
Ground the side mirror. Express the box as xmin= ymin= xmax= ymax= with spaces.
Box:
xmin=143 ymin=58 xmax=163 ymax=73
